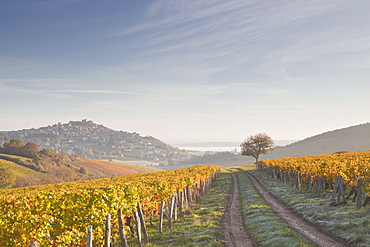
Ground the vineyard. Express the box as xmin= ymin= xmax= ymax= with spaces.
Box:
xmin=0 ymin=153 xmax=35 ymax=171
xmin=0 ymin=165 xmax=219 ymax=246
xmin=0 ymin=159 xmax=36 ymax=177
xmin=3 ymin=150 xmax=370 ymax=246
xmin=259 ymin=150 xmax=370 ymax=205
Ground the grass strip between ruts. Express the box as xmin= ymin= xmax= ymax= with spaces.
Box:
xmin=231 ymin=168 xmax=316 ymax=247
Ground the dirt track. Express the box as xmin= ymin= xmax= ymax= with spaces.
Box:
xmin=245 ymin=171 xmax=347 ymax=247
xmin=220 ymin=172 xmax=255 ymax=247
xmin=220 ymin=170 xmax=348 ymax=247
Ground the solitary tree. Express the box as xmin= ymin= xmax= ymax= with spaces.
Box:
xmin=240 ymin=133 xmax=274 ymax=163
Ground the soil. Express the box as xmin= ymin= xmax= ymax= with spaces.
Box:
xmin=220 ymin=170 xmax=348 ymax=247
xmin=220 ymin=172 xmax=255 ymax=247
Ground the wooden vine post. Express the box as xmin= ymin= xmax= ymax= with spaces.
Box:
xmin=183 ymin=187 xmax=188 ymax=210
xmin=331 ymin=176 xmax=346 ymax=204
xmin=118 ymin=209 xmax=129 ymax=247
xmin=316 ymin=175 xmax=325 ymax=197
xmin=137 ymin=202 xmax=149 ymax=243
xmin=168 ymin=194 xmax=176 ymax=230
xmin=159 ymin=201 xmax=165 ymax=233
xmin=173 ymin=194 xmax=178 ymax=221
xmin=193 ymin=183 xmax=198 ymax=202
xmin=339 ymin=177 xmax=346 ymax=203
xmin=307 ymin=173 xmax=312 ymax=192
xmin=271 ymin=168 xmax=275 ymax=179
xmin=134 ymin=211 xmax=143 ymax=247
xmin=331 ymin=177 xmax=339 ymax=201
xmin=178 ymin=190 xmax=184 ymax=217
xmin=104 ymin=214 xmax=111 ymax=247
xmin=200 ymin=180 xmax=205 ymax=196
xmin=357 ymin=176 xmax=363 ymax=207
xmin=87 ymin=225 xmax=93 ymax=247
xmin=186 ymin=185 xmax=192 ymax=206
xmin=207 ymin=178 xmax=212 ymax=192
xmin=321 ymin=176 xmax=326 ymax=197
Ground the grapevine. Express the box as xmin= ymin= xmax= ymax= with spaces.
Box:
xmin=260 ymin=151 xmax=370 ymax=192
xmin=0 ymin=165 xmax=219 ymax=246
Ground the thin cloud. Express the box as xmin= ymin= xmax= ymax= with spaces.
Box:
xmin=108 ymin=0 xmax=356 ymax=85
xmin=46 ymin=89 xmax=151 ymax=96
xmin=2 ymin=0 xmax=370 ymax=142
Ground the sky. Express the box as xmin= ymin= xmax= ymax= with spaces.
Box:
xmin=1 ymin=0 xmax=370 ymax=145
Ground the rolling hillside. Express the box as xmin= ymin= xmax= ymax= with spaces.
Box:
xmin=0 ymin=153 xmax=161 ymax=189
xmin=0 ymin=158 xmax=37 ymax=177
xmin=0 ymin=119 xmax=191 ymax=165
xmin=189 ymin=122 xmax=370 ymax=167
xmin=262 ymin=122 xmax=370 ymax=159
xmin=75 ymin=157 xmax=161 ymax=176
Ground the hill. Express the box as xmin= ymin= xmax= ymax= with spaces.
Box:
xmin=0 ymin=119 xmax=190 ymax=165
xmin=75 ymin=157 xmax=161 ymax=176
xmin=0 ymin=151 xmax=161 ymax=189
xmin=183 ymin=122 xmax=370 ymax=167
xmin=262 ymin=122 xmax=370 ymax=159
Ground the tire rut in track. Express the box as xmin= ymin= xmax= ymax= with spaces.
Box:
xmin=245 ymin=171 xmax=347 ymax=247
xmin=220 ymin=172 xmax=255 ymax=247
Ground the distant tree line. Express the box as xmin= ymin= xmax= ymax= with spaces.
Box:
xmin=0 ymin=139 xmax=91 ymax=189
xmin=183 ymin=151 xmax=238 ymax=164
xmin=0 ymin=138 xmax=39 ymax=158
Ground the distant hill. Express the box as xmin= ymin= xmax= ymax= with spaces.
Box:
xmin=261 ymin=122 xmax=370 ymax=159
xmin=0 ymin=152 xmax=161 ymax=189
xmin=0 ymin=119 xmax=190 ymax=165
xmin=187 ymin=122 xmax=370 ymax=167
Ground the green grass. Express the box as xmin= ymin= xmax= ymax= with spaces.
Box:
xmin=128 ymin=166 xmax=316 ymax=247
xmin=249 ymin=169 xmax=370 ymax=246
xmin=230 ymin=168 xmax=316 ymax=247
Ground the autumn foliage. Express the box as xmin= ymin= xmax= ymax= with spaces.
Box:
xmin=0 ymin=139 xmax=39 ymax=158
xmin=260 ymin=150 xmax=370 ymax=192
xmin=0 ymin=165 xmax=219 ymax=246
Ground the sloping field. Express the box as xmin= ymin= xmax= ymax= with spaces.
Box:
xmin=0 ymin=153 xmax=32 ymax=163
xmin=0 ymin=159 xmax=37 ymax=177
xmin=109 ymin=158 xmax=161 ymax=168
xmin=102 ymin=159 xmax=161 ymax=172
xmin=76 ymin=157 xmax=161 ymax=176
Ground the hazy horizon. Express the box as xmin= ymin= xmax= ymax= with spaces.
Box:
xmin=0 ymin=118 xmax=298 ymax=146
xmin=172 ymin=139 xmax=297 ymax=148
xmin=1 ymin=1 xmax=370 ymax=144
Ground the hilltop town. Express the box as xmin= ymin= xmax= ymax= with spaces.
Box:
xmin=0 ymin=120 xmax=191 ymax=165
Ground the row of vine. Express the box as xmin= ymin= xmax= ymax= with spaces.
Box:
xmin=1 ymin=165 xmax=220 ymax=246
